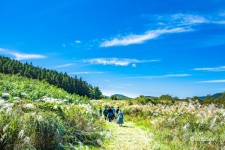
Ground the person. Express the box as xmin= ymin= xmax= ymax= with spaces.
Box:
xmin=111 ymin=106 xmax=115 ymax=120
xmin=103 ymin=107 xmax=108 ymax=120
xmin=99 ymin=107 xmax=102 ymax=116
xmin=117 ymin=110 xmax=124 ymax=126
xmin=116 ymin=107 xmax=120 ymax=118
xmin=116 ymin=107 xmax=119 ymax=115
xmin=108 ymin=107 xmax=113 ymax=122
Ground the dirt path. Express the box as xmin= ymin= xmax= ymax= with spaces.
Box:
xmin=103 ymin=121 xmax=153 ymax=150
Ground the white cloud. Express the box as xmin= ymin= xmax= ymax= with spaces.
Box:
xmin=99 ymin=12 xmax=225 ymax=48
xmin=130 ymin=74 xmax=191 ymax=79
xmin=132 ymin=63 xmax=136 ymax=68
xmin=83 ymin=58 xmax=160 ymax=66
xmin=155 ymin=13 xmax=225 ymax=26
xmin=177 ymin=13 xmax=225 ymax=25
xmin=171 ymin=14 xmax=209 ymax=25
xmin=0 ymin=48 xmax=47 ymax=60
xmin=100 ymin=27 xmax=191 ymax=47
xmin=212 ymin=20 xmax=225 ymax=25
xmin=74 ymin=40 xmax=81 ymax=44
xmin=198 ymin=80 xmax=225 ymax=83
xmin=194 ymin=66 xmax=225 ymax=72
xmin=69 ymin=72 xmax=104 ymax=75
xmin=13 ymin=53 xmax=46 ymax=60
xmin=54 ymin=63 xmax=74 ymax=68
xmin=160 ymin=74 xmax=191 ymax=77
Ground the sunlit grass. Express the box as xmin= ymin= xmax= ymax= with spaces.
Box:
xmin=92 ymin=99 xmax=225 ymax=149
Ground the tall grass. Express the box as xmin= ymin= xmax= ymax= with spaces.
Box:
xmin=93 ymin=100 xmax=225 ymax=149
xmin=0 ymin=73 xmax=105 ymax=149
xmin=0 ymin=100 xmax=105 ymax=149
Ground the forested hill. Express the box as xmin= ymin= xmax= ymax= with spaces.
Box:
xmin=0 ymin=56 xmax=102 ymax=99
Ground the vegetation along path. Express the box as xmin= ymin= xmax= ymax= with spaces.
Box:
xmin=103 ymin=121 xmax=153 ymax=150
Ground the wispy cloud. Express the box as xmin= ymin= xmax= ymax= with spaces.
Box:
xmin=153 ymin=13 xmax=225 ymax=27
xmin=170 ymin=14 xmax=208 ymax=25
xmin=100 ymin=12 xmax=225 ymax=47
xmin=170 ymin=13 xmax=225 ymax=26
xmin=132 ymin=64 xmax=136 ymax=68
xmin=130 ymin=74 xmax=191 ymax=79
xmin=193 ymin=66 xmax=225 ymax=72
xmin=197 ymin=80 xmax=225 ymax=83
xmin=0 ymin=48 xmax=47 ymax=60
xmin=100 ymin=27 xmax=191 ymax=47
xmin=54 ymin=63 xmax=75 ymax=68
xmin=69 ymin=72 xmax=104 ymax=75
xmin=74 ymin=40 xmax=81 ymax=44
xmin=83 ymin=58 xmax=160 ymax=66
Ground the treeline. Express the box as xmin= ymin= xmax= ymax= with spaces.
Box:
xmin=109 ymin=94 xmax=225 ymax=106
xmin=0 ymin=56 xmax=102 ymax=99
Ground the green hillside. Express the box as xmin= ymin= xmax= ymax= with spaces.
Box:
xmin=0 ymin=56 xmax=102 ymax=99
xmin=0 ymin=73 xmax=104 ymax=149
xmin=110 ymin=94 xmax=131 ymax=100
xmin=0 ymin=73 xmax=86 ymax=103
xmin=199 ymin=92 xmax=224 ymax=100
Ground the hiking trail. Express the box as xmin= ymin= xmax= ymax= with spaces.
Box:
xmin=102 ymin=121 xmax=153 ymax=150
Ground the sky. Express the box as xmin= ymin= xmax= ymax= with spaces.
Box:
xmin=1 ymin=0 xmax=225 ymax=98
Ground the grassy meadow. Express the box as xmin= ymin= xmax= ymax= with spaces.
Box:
xmin=1 ymin=73 xmax=225 ymax=149
xmin=0 ymin=73 xmax=105 ymax=149
xmin=92 ymin=99 xmax=225 ymax=150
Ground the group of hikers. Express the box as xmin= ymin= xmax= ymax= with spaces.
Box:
xmin=99 ymin=106 xmax=124 ymax=126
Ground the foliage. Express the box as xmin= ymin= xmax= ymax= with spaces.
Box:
xmin=0 ymin=73 xmax=106 ymax=149
xmin=0 ymin=100 xmax=105 ymax=149
xmin=110 ymin=94 xmax=130 ymax=100
xmin=92 ymin=100 xmax=225 ymax=149
xmin=110 ymin=95 xmax=119 ymax=100
xmin=0 ymin=73 xmax=89 ymax=103
xmin=198 ymin=92 xmax=225 ymax=106
xmin=133 ymin=95 xmax=176 ymax=105
xmin=0 ymin=56 xmax=103 ymax=98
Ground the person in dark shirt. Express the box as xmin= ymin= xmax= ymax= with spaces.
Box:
xmin=116 ymin=107 xmax=120 ymax=115
xmin=99 ymin=107 xmax=102 ymax=116
xmin=108 ymin=107 xmax=113 ymax=122
xmin=103 ymin=107 xmax=108 ymax=120
xmin=111 ymin=106 xmax=115 ymax=120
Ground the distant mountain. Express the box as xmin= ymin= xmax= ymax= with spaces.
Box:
xmin=103 ymin=95 xmax=109 ymax=99
xmin=111 ymin=94 xmax=131 ymax=100
xmin=199 ymin=92 xmax=223 ymax=100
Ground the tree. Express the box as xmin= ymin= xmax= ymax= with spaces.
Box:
xmin=110 ymin=95 xmax=118 ymax=100
xmin=0 ymin=56 xmax=102 ymax=98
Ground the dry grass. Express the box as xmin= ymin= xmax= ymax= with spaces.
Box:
xmin=102 ymin=121 xmax=153 ymax=150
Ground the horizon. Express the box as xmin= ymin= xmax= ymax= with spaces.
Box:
xmin=1 ymin=0 xmax=225 ymax=98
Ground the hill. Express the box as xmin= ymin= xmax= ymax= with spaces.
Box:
xmin=0 ymin=56 xmax=102 ymax=99
xmin=0 ymin=73 xmax=87 ymax=103
xmin=110 ymin=94 xmax=131 ymax=100
xmin=0 ymin=73 xmax=104 ymax=149
xmin=199 ymin=92 xmax=223 ymax=100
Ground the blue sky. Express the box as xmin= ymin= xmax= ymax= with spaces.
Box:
xmin=1 ymin=0 xmax=225 ymax=98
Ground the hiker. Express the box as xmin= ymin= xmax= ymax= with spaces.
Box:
xmin=117 ymin=110 xmax=124 ymax=126
xmin=116 ymin=107 xmax=119 ymax=114
xmin=99 ymin=107 xmax=102 ymax=116
xmin=111 ymin=106 xmax=115 ymax=119
xmin=108 ymin=107 xmax=113 ymax=122
xmin=103 ymin=107 xmax=108 ymax=120
xmin=116 ymin=107 xmax=120 ymax=118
